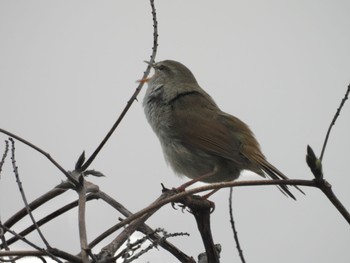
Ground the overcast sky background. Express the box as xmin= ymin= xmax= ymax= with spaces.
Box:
xmin=0 ymin=1 xmax=350 ymax=262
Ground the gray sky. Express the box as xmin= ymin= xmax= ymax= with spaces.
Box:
xmin=1 ymin=1 xmax=350 ymax=262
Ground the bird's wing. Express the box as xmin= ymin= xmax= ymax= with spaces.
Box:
xmin=170 ymin=90 xmax=304 ymax=199
xmin=170 ymin=91 xmax=249 ymax=167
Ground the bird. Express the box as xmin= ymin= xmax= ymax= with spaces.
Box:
xmin=142 ymin=59 xmax=301 ymax=199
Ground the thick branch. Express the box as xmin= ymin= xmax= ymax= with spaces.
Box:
xmin=316 ymin=179 xmax=350 ymax=224
xmin=176 ymin=193 xmax=220 ymax=262
xmin=77 ymin=180 xmax=89 ymax=263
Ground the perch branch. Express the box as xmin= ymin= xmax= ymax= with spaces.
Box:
xmin=90 ymin=178 xmax=349 ymax=244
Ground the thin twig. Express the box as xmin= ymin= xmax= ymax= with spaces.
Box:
xmin=320 ymin=84 xmax=350 ymax=160
xmin=0 ymin=140 xmax=9 ymax=177
xmin=80 ymin=0 xmax=159 ymax=172
xmin=0 ymin=128 xmax=75 ymax=183
xmin=9 ymin=138 xmax=51 ymax=249
xmin=229 ymin=188 xmax=245 ymax=263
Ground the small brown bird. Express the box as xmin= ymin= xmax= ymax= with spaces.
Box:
xmin=143 ymin=60 xmax=300 ymax=199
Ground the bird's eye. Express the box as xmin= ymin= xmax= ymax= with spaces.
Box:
xmin=157 ymin=64 xmax=165 ymax=71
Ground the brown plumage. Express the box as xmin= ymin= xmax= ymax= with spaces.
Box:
xmin=143 ymin=60 xmax=302 ymax=199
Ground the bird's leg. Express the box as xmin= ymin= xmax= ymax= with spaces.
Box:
xmin=172 ymin=171 xmax=218 ymax=213
xmin=176 ymin=171 xmax=216 ymax=192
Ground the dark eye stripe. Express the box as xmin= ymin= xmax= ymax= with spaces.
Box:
xmin=156 ymin=64 xmax=166 ymax=70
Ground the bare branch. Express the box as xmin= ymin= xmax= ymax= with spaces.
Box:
xmin=96 ymin=191 xmax=195 ymax=262
xmin=90 ymin=178 xmax=349 ymax=245
xmin=80 ymin=0 xmax=159 ymax=171
xmin=3 ymin=185 xmax=193 ymax=262
xmin=3 ymin=186 xmax=67 ymax=232
xmin=0 ymin=140 xmax=9 ymax=177
xmin=315 ymin=179 xmax=350 ymax=224
xmin=0 ymin=250 xmax=48 ymax=263
xmin=5 ymin=185 xmax=193 ymax=262
xmin=97 ymin=189 xmax=174 ymax=261
xmin=3 ymin=193 xmax=99 ymax=248
xmin=229 ymin=188 xmax=245 ymax=263
xmin=320 ymin=84 xmax=350 ymax=160
xmin=0 ymin=220 xmax=11 ymax=259
xmin=9 ymin=138 xmax=51 ymax=249
xmin=0 ymin=224 xmax=62 ymax=263
xmin=47 ymin=248 xmax=82 ymax=263
xmin=174 ymin=191 xmax=220 ymax=263
xmin=77 ymin=179 xmax=89 ymax=263
xmin=119 ymin=229 xmax=190 ymax=263
xmin=0 ymin=128 xmax=76 ymax=183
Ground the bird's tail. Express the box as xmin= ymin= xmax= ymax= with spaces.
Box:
xmin=255 ymin=157 xmax=305 ymax=200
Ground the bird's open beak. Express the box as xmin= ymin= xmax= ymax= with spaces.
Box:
xmin=137 ymin=61 xmax=156 ymax=84
xmin=137 ymin=77 xmax=150 ymax=84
